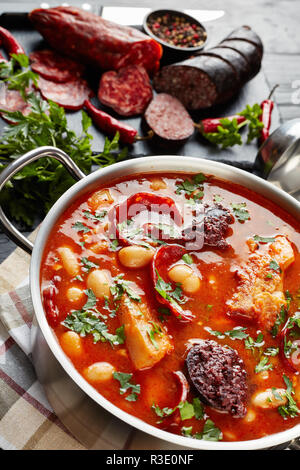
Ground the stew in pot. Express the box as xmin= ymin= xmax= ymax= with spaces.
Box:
xmin=41 ymin=172 xmax=300 ymax=442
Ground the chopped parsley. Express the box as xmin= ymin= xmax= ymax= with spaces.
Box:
xmin=81 ymin=257 xmax=99 ymax=272
xmin=253 ymin=235 xmax=276 ymax=244
xmin=146 ymin=322 xmax=163 ymax=350
xmin=271 ymin=305 xmax=286 ymax=337
xmin=231 ymin=202 xmax=250 ymax=222
xmin=62 ymin=310 xmax=125 ymax=347
xmin=110 ymin=274 xmax=141 ymax=302
xmin=113 ymin=372 xmax=140 ymax=402
xmin=175 ymin=173 xmax=206 ymax=201
xmin=83 ymin=209 xmax=107 ymax=222
xmin=269 ymin=259 xmax=281 ymax=272
xmin=182 ymin=253 xmax=194 ymax=265
xmin=181 ymin=419 xmax=222 ymax=442
xmin=255 ymin=356 xmax=273 ymax=374
xmin=109 ymin=239 xmax=120 ymax=252
xmin=278 ymin=375 xmax=300 ymax=419
xmin=245 ymin=332 xmax=264 ymax=351
xmin=72 ymin=221 xmax=91 ymax=234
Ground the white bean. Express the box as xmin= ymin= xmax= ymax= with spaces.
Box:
xmin=83 ymin=362 xmax=115 ymax=383
xmin=60 ymin=331 xmax=83 ymax=357
xmin=66 ymin=287 xmax=84 ymax=303
xmin=118 ymin=245 xmax=154 ymax=269
xmin=87 ymin=269 xmax=111 ymax=298
xmin=168 ymin=264 xmax=200 ymax=294
xmin=252 ymin=388 xmax=287 ymax=409
xmin=58 ymin=247 xmax=79 ymax=277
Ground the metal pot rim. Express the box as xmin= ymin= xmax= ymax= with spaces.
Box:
xmin=30 ymin=155 xmax=300 ymax=450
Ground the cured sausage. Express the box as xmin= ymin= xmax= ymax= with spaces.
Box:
xmin=223 ymin=25 xmax=263 ymax=55
xmin=144 ymin=93 xmax=195 ymax=140
xmin=153 ymin=25 xmax=262 ymax=110
xmin=29 ymin=49 xmax=85 ymax=83
xmin=198 ymin=47 xmax=251 ymax=84
xmin=0 ymin=84 xmax=31 ymax=122
xmin=37 ymin=76 xmax=93 ymax=110
xmin=98 ymin=65 xmax=153 ymax=116
xmin=29 ymin=6 xmax=162 ymax=74
xmin=186 ymin=340 xmax=248 ymax=418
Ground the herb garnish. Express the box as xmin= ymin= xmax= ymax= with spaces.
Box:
xmin=81 ymin=257 xmax=99 ymax=273
xmin=113 ymin=372 xmax=141 ymax=402
xmin=253 ymin=235 xmax=276 ymax=244
xmin=181 ymin=420 xmax=222 ymax=442
xmin=0 ymin=54 xmax=127 ymax=226
xmin=278 ymin=375 xmax=300 ymax=419
xmin=175 ymin=173 xmax=206 ymax=201
xmin=231 ymin=202 xmax=250 ymax=222
xmin=255 ymin=356 xmax=273 ymax=374
xmin=110 ymin=274 xmax=141 ymax=302
xmin=72 ymin=221 xmax=91 ymax=234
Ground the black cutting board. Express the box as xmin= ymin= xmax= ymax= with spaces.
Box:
xmin=0 ymin=9 xmax=280 ymax=170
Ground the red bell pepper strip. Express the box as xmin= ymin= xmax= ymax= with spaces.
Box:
xmin=0 ymin=26 xmax=25 ymax=57
xmin=259 ymin=84 xmax=279 ymax=144
xmin=110 ymin=192 xmax=183 ymax=245
xmin=84 ymin=99 xmax=138 ymax=145
xmin=279 ymin=314 xmax=300 ymax=374
xmin=151 ymin=244 xmax=194 ymax=322
xmin=196 ymin=115 xmax=246 ymax=134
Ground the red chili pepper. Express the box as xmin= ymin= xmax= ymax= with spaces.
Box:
xmin=0 ymin=26 xmax=25 ymax=57
xmin=84 ymin=99 xmax=138 ymax=145
xmin=259 ymin=84 xmax=279 ymax=144
xmin=109 ymin=192 xmax=182 ymax=245
xmin=197 ymin=114 xmax=246 ymax=134
xmin=151 ymin=244 xmax=194 ymax=322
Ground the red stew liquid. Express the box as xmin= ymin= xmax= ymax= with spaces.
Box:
xmin=40 ymin=173 xmax=300 ymax=442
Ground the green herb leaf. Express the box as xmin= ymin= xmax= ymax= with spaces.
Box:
xmin=231 ymin=202 xmax=250 ymax=222
xmin=182 ymin=254 xmax=194 ymax=265
xmin=110 ymin=275 xmax=141 ymax=302
xmin=253 ymin=235 xmax=276 ymax=244
xmin=255 ymin=356 xmax=273 ymax=374
xmin=113 ymin=371 xmax=140 ymax=402
xmin=72 ymin=221 xmax=91 ymax=233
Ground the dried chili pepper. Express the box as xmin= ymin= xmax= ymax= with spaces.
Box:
xmin=110 ymin=192 xmax=182 ymax=245
xmin=0 ymin=26 xmax=25 ymax=57
xmin=259 ymin=84 xmax=279 ymax=143
xmin=151 ymin=244 xmax=194 ymax=322
xmin=196 ymin=114 xmax=246 ymax=134
xmin=84 ymin=99 xmax=138 ymax=145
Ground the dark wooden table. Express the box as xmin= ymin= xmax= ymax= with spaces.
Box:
xmin=0 ymin=0 xmax=299 ymax=263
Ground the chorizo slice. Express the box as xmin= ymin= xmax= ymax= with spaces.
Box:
xmin=186 ymin=340 xmax=248 ymax=418
xmin=98 ymin=65 xmax=153 ymax=116
xmin=37 ymin=76 xmax=94 ymax=110
xmin=30 ymin=49 xmax=85 ymax=83
xmin=0 ymin=84 xmax=31 ymax=122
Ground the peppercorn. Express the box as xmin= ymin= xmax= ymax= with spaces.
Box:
xmin=147 ymin=12 xmax=206 ymax=48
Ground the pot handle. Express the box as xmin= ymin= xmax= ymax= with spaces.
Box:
xmin=0 ymin=146 xmax=86 ymax=254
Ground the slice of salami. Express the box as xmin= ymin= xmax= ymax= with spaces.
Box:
xmin=30 ymin=49 xmax=85 ymax=83
xmin=37 ymin=76 xmax=94 ymax=110
xmin=0 ymin=83 xmax=31 ymax=122
xmin=98 ymin=65 xmax=153 ymax=116
xmin=144 ymin=93 xmax=194 ymax=140
xmin=223 ymin=25 xmax=263 ymax=55
xmin=153 ymin=55 xmax=238 ymax=110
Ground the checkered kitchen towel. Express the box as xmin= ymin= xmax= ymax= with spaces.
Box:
xmin=0 ymin=284 xmax=183 ymax=450
xmin=0 ymin=285 xmax=87 ymax=450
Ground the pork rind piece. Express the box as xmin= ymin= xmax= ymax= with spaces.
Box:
xmin=227 ymin=235 xmax=295 ymax=330
xmin=120 ymin=295 xmax=173 ymax=370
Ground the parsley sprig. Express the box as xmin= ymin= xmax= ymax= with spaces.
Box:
xmin=0 ymin=54 xmax=127 ymax=226
xmin=202 ymin=103 xmax=264 ymax=149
